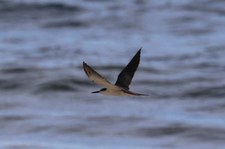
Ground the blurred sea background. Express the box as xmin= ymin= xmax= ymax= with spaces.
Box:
xmin=0 ymin=0 xmax=225 ymax=148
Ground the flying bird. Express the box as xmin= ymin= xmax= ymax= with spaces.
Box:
xmin=83 ymin=48 xmax=147 ymax=96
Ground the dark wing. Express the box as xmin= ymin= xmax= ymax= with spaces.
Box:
xmin=115 ymin=48 xmax=141 ymax=90
xmin=83 ymin=62 xmax=116 ymax=88
xmin=122 ymin=89 xmax=148 ymax=96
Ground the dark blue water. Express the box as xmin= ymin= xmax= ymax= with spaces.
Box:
xmin=1 ymin=0 xmax=225 ymax=148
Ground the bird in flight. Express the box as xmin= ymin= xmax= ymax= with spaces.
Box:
xmin=83 ymin=48 xmax=147 ymax=96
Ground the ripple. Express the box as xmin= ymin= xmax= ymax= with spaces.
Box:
xmin=182 ymin=84 xmax=225 ymax=98
xmin=0 ymin=79 xmax=24 ymax=90
xmin=36 ymin=80 xmax=78 ymax=93
xmin=127 ymin=124 xmax=225 ymax=142
xmin=1 ymin=67 xmax=34 ymax=74
xmin=0 ymin=2 xmax=83 ymax=13
xmin=0 ymin=115 xmax=31 ymax=123
xmin=129 ymin=125 xmax=189 ymax=138
xmin=43 ymin=20 xmax=89 ymax=28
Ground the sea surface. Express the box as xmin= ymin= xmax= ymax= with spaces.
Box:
xmin=0 ymin=0 xmax=225 ymax=148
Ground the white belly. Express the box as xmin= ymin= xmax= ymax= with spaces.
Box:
xmin=100 ymin=88 xmax=132 ymax=96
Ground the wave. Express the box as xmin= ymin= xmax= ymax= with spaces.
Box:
xmin=182 ymin=84 xmax=225 ymax=99
xmin=43 ymin=20 xmax=89 ymax=28
xmin=35 ymin=78 xmax=91 ymax=93
xmin=128 ymin=124 xmax=225 ymax=142
xmin=0 ymin=1 xmax=84 ymax=22
xmin=0 ymin=2 xmax=83 ymax=13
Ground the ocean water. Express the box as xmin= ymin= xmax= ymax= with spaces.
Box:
xmin=0 ymin=0 xmax=225 ymax=148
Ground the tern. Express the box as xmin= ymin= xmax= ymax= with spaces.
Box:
xmin=83 ymin=48 xmax=147 ymax=96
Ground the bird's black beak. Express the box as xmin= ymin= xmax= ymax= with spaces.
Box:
xmin=92 ymin=90 xmax=100 ymax=93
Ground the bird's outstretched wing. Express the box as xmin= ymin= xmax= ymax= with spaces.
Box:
xmin=83 ymin=62 xmax=116 ymax=88
xmin=115 ymin=48 xmax=141 ymax=90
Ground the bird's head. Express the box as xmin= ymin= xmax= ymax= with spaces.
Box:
xmin=92 ymin=88 xmax=107 ymax=94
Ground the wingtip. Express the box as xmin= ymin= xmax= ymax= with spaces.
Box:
xmin=83 ymin=61 xmax=88 ymax=67
xmin=137 ymin=47 xmax=142 ymax=55
xmin=135 ymin=92 xmax=148 ymax=96
xmin=83 ymin=61 xmax=90 ymax=77
xmin=137 ymin=47 xmax=142 ymax=56
xmin=138 ymin=47 xmax=142 ymax=52
xmin=83 ymin=61 xmax=88 ymax=71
